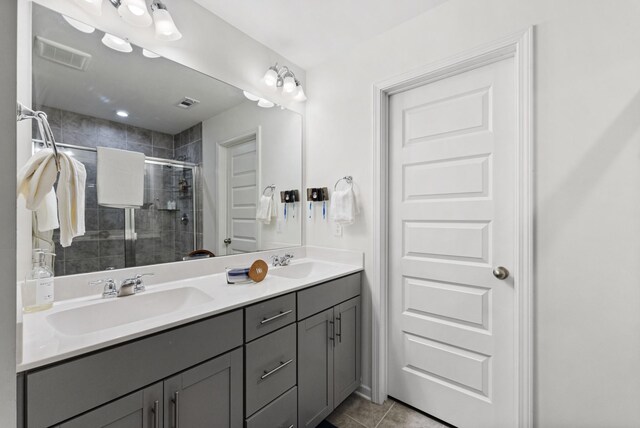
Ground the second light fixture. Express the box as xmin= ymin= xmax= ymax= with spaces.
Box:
xmin=262 ymin=63 xmax=307 ymax=102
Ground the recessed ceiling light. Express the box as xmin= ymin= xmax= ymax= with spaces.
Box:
xmin=116 ymin=110 xmax=129 ymax=118
xmin=142 ymin=49 xmax=161 ymax=58
xmin=101 ymin=33 xmax=133 ymax=53
xmin=62 ymin=15 xmax=96 ymax=33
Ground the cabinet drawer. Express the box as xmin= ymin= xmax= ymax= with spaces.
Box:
xmin=297 ymin=273 xmax=361 ymax=320
xmin=245 ymin=324 xmax=297 ymax=417
xmin=245 ymin=293 xmax=296 ymax=342
xmin=246 ymin=386 xmax=297 ymax=428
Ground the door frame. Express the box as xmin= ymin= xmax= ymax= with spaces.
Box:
xmin=371 ymin=28 xmax=534 ymax=427
xmin=216 ymin=127 xmax=262 ymax=255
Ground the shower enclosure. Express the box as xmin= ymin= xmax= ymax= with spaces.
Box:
xmin=35 ymin=141 xmax=200 ymax=276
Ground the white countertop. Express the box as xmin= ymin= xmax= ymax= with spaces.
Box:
xmin=19 ymin=255 xmax=362 ymax=372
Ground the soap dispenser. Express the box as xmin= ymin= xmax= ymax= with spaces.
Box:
xmin=22 ymin=249 xmax=55 ymax=313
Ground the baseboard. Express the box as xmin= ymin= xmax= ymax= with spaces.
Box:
xmin=354 ymin=384 xmax=372 ymax=401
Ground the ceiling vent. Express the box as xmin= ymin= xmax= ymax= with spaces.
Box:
xmin=35 ymin=36 xmax=92 ymax=71
xmin=176 ymin=97 xmax=200 ymax=109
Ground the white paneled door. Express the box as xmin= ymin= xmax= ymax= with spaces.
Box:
xmin=225 ymin=138 xmax=257 ymax=254
xmin=388 ymin=55 xmax=517 ymax=428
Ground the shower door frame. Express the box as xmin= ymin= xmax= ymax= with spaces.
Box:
xmin=33 ymin=140 xmax=200 ymax=269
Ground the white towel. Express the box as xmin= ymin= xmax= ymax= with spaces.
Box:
xmin=330 ymin=187 xmax=359 ymax=225
xmin=256 ymin=195 xmax=275 ymax=224
xmin=17 ymin=148 xmax=86 ymax=247
xmin=97 ymin=147 xmax=145 ymax=209
xmin=35 ymin=190 xmax=59 ymax=232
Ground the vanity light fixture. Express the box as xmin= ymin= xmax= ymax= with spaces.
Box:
xmin=243 ymin=91 xmax=260 ymax=101
xmin=62 ymin=15 xmax=96 ymax=33
xmin=142 ymin=48 xmax=161 ymax=58
xmin=114 ymin=0 xmax=153 ymax=27
xmin=101 ymin=33 xmax=133 ymax=52
xmin=151 ymin=1 xmax=182 ymax=41
xmin=73 ymin=0 xmax=103 ymax=16
xmin=262 ymin=63 xmax=306 ymax=102
xmin=257 ymin=98 xmax=275 ymax=108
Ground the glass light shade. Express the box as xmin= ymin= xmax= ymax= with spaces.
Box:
xmin=62 ymin=15 xmax=95 ymax=33
xmin=282 ymin=75 xmax=296 ymax=93
xmin=142 ymin=49 xmax=161 ymax=58
xmin=257 ymin=98 xmax=274 ymax=108
xmin=153 ymin=8 xmax=182 ymax=41
xmin=101 ymin=33 xmax=133 ymax=53
xmin=263 ymin=68 xmax=278 ymax=87
xmin=118 ymin=0 xmax=152 ymax=27
xmin=243 ymin=91 xmax=260 ymax=101
xmin=293 ymin=85 xmax=307 ymax=102
xmin=73 ymin=0 xmax=103 ymax=16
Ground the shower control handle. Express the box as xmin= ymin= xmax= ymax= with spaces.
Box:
xmin=224 ymin=238 xmax=231 ymax=245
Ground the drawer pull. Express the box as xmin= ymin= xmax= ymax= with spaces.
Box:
xmin=261 ymin=359 xmax=294 ymax=380
xmin=261 ymin=309 xmax=293 ymax=325
xmin=336 ymin=314 xmax=342 ymax=343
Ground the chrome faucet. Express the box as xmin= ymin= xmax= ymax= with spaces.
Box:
xmin=89 ymin=273 xmax=154 ymax=298
xmin=271 ymin=253 xmax=294 ymax=267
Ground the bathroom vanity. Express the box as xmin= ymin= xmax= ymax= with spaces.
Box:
xmin=17 ymin=258 xmax=362 ymax=428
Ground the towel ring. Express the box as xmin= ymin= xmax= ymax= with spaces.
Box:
xmin=334 ymin=176 xmax=353 ymax=190
xmin=262 ymin=184 xmax=276 ymax=196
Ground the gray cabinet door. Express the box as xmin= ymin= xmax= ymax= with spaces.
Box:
xmin=333 ymin=296 xmax=361 ymax=406
xmin=59 ymin=383 xmax=162 ymax=428
xmin=297 ymin=308 xmax=334 ymax=428
xmin=163 ymin=347 xmax=243 ymax=428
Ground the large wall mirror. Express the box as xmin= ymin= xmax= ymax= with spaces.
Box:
xmin=30 ymin=4 xmax=302 ymax=276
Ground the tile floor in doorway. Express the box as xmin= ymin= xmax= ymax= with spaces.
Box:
xmin=325 ymin=393 xmax=449 ymax=428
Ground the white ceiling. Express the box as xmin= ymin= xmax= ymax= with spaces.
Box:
xmin=193 ymin=0 xmax=448 ymax=69
xmin=33 ymin=4 xmax=247 ymax=135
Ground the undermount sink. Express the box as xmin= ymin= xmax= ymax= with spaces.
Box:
xmin=270 ymin=261 xmax=336 ymax=280
xmin=46 ymin=287 xmax=213 ymax=336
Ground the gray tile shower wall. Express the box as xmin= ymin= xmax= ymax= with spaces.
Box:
xmin=35 ymin=106 xmax=202 ymax=275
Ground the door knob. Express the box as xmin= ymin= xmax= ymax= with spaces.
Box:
xmin=223 ymin=238 xmax=231 ymax=245
xmin=493 ymin=266 xmax=510 ymax=280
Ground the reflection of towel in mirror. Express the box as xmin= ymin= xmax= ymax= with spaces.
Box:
xmin=17 ymin=148 xmax=87 ymax=247
xmin=256 ymin=195 xmax=275 ymax=224
xmin=330 ymin=187 xmax=359 ymax=225
xmin=97 ymin=147 xmax=145 ymax=209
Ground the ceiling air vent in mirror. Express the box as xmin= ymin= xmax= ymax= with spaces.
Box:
xmin=176 ymin=97 xmax=200 ymax=109
xmin=35 ymin=36 xmax=92 ymax=71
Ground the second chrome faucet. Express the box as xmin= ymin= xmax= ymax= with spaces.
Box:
xmin=89 ymin=273 xmax=154 ymax=298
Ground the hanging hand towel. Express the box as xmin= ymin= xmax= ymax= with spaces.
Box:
xmin=97 ymin=147 xmax=145 ymax=209
xmin=17 ymin=148 xmax=86 ymax=246
xmin=330 ymin=187 xmax=359 ymax=225
xmin=35 ymin=189 xmax=59 ymax=232
xmin=256 ymin=195 xmax=275 ymax=224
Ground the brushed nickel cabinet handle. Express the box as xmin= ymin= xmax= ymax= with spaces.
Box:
xmin=336 ymin=314 xmax=342 ymax=343
xmin=173 ymin=391 xmax=180 ymax=428
xmin=152 ymin=400 xmax=159 ymax=428
xmin=260 ymin=309 xmax=293 ymax=325
xmin=261 ymin=359 xmax=294 ymax=380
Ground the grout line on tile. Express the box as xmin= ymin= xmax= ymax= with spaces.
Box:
xmin=345 ymin=414 xmax=368 ymax=428
xmin=374 ymin=402 xmax=395 ymax=428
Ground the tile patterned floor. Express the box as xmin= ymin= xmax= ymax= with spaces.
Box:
xmin=326 ymin=393 xmax=448 ymax=428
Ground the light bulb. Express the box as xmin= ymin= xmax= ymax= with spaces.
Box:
xmin=282 ymin=75 xmax=296 ymax=93
xmin=116 ymin=110 xmax=129 ymax=118
xmin=293 ymin=85 xmax=307 ymax=102
xmin=243 ymin=91 xmax=260 ymax=101
xmin=73 ymin=0 xmax=103 ymax=16
xmin=258 ymin=98 xmax=274 ymax=108
xmin=263 ymin=68 xmax=278 ymax=88
xmin=118 ymin=0 xmax=152 ymax=27
xmin=101 ymin=33 xmax=133 ymax=53
xmin=142 ymin=49 xmax=161 ymax=58
xmin=152 ymin=7 xmax=182 ymax=41
xmin=62 ymin=15 xmax=95 ymax=33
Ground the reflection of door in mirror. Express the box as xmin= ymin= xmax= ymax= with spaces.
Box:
xmin=222 ymin=138 xmax=258 ymax=255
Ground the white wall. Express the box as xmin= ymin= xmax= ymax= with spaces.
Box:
xmin=305 ymin=0 xmax=640 ymax=426
xmin=0 ymin=0 xmax=18 ymax=424
xmin=202 ymin=101 xmax=303 ymax=253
